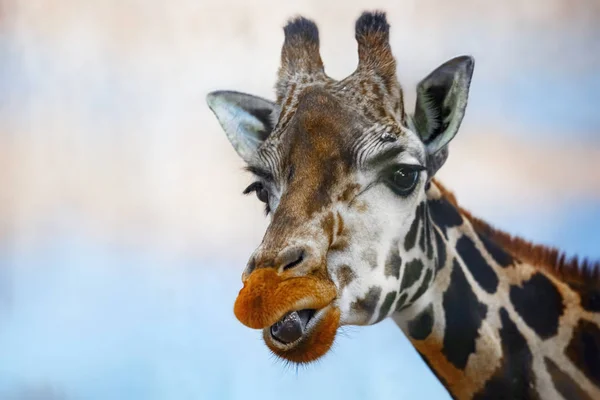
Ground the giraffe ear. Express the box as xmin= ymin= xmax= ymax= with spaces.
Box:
xmin=412 ymin=56 xmax=474 ymax=175
xmin=206 ymin=91 xmax=280 ymax=163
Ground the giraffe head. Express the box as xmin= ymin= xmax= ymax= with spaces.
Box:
xmin=207 ymin=12 xmax=474 ymax=364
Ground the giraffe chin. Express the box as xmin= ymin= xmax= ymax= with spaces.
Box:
xmin=263 ymin=305 xmax=341 ymax=364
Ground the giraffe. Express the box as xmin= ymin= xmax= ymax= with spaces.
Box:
xmin=206 ymin=11 xmax=600 ymax=400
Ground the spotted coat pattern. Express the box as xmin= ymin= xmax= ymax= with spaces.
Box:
xmin=395 ymin=181 xmax=600 ymax=400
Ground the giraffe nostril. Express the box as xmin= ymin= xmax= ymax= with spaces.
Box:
xmin=283 ymin=252 xmax=304 ymax=270
xmin=280 ymin=247 xmax=306 ymax=271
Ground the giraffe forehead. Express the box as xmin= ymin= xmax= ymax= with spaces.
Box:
xmin=256 ymin=92 xmax=359 ymax=205
xmin=280 ymin=89 xmax=363 ymax=164
xmin=260 ymin=87 xmax=421 ymax=181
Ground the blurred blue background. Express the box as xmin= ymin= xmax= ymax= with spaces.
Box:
xmin=0 ymin=1 xmax=599 ymax=399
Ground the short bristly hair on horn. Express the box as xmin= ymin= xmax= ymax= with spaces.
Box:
xmin=355 ymin=11 xmax=395 ymax=80
xmin=353 ymin=11 xmax=405 ymax=122
xmin=276 ymin=16 xmax=329 ymax=102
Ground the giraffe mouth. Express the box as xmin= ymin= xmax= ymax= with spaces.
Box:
xmin=269 ymin=309 xmax=317 ymax=344
xmin=234 ymin=268 xmax=340 ymax=363
xmin=262 ymin=304 xmax=340 ymax=364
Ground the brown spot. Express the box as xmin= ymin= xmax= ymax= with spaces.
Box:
xmin=355 ymin=201 xmax=368 ymax=213
xmin=330 ymin=237 xmax=349 ymax=252
xmin=375 ymin=291 xmax=397 ymax=323
xmin=410 ymin=336 xmax=469 ymax=398
xmin=350 ymin=286 xmax=382 ymax=323
xmin=384 ymin=239 xmax=402 ymax=278
xmin=565 ymin=319 xmax=600 ymax=388
xmin=395 ymin=292 xmax=408 ymax=311
xmin=545 ymin=357 xmax=594 ymax=400
xmin=473 ymin=308 xmax=539 ymax=400
xmin=339 ymin=183 xmax=360 ymax=203
xmin=335 ymin=211 xmax=345 ymax=237
xmin=410 ymin=268 xmax=432 ymax=303
xmin=336 ymin=265 xmax=355 ymax=291
xmin=321 ymin=212 xmax=335 ymax=247
xmin=328 ymin=210 xmax=348 ymax=253
xmin=569 ymin=281 xmax=600 ymax=312
xmin=404 ymin=203 xmax=423 ymax=251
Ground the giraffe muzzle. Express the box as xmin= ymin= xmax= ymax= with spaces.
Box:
xmin=233 ymin=268 xmax=341 ymax=364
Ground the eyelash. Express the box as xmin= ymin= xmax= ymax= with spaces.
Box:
xmin=242 ymin=163 xmax=424 ymax=215
xmin=243 ymin=181 xmax=272 ymax=215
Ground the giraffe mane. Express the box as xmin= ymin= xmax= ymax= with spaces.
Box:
xmin=433 ymin=179 xmax=600 ymax=288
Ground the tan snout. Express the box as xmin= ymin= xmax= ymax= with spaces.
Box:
xmin=233 ymin=241 xmax=341 ymax=364
xmin=234 ymin=245 xmax=336 ymax=329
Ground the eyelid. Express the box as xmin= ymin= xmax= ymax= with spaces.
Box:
xmin=398 ymin=164 xmax=426 ymax=171
xmin=382 ymin=163 xmax=426 ymax=174
xmin=243 ymin=181 xmax=263 ymax=195
xmin=244 ymin=165 xmax=274 ymax=181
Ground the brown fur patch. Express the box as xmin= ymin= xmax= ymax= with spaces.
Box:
xmin=330 ymin=237 xmax=349 ymax=252
xmin=565 ymin=319 xmax=600 ymax=388
xmin=433 ymin=179 xmax=600 ymax=290
xmin=350 ymin=286 xmax=382 ymax=324
xmin=338 ymin=183 xmax=360 ymax=203
xmin=336 ymin=265 xmax=356 ymax=291
xmin=321 ymin=212 xmax=335 ymax=247
xmin=277 ymin=88 xmax=355 ymax=218
xmin=410 ymin=337 xmax=471 ymax=398
xmin=336 ymin=211 xmax=344 ymax=236
xmin=233 ymin=268 xmax=337 ymax=329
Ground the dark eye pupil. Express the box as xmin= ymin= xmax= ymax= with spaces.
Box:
xmin=384 ymin=166 xmax=420 ymax=196
xmin=393 ymin=169 xmax=416 ymax=187
xmin=257 ymin=188 xmax=269 ymax=203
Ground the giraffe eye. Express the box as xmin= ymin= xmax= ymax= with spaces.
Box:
xmin=257 ymin=187 xmax=269 ymax=203
xmin=384 ymin=165 xmax=421 ymax=196
xmin=243 ymin=182 xmax=270 ymax=203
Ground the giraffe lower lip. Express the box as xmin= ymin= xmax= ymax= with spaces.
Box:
xmin=269 ymin=309 xmax=316 ymax=344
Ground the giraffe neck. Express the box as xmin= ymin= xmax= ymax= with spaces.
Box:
xmin=392 ymin=181 xmax=600 ymax=400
